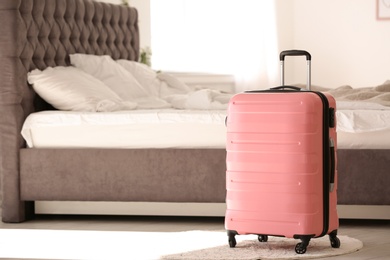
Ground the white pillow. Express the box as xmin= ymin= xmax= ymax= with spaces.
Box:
xmin=116 ymin=59 xmax=161 ymax=97
xmin=27 ymin=66 xmax=137 ymax=112
xmin=70 ymin=54 xmax=149 ymax=100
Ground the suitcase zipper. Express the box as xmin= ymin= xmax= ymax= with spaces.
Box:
xmin=312 ymin=91 xmax=332 ymax=238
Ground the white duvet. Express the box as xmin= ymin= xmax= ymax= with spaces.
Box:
xmin=325 ymin=83 xmax=390 ymax=133
xmin=129 ymin=70 xmax=233 ymax=110
xmin=68 ymin=54 xmax=234 ymax=111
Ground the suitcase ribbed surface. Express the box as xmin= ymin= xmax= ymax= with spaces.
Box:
xmin=225 ymin=92 xmax=338 ymax=238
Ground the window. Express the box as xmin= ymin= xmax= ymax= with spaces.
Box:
xmin=150 ymin=0 xmax=279 ymax=91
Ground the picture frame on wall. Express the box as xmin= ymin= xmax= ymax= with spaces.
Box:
xmin=377 ymin=0 xmax=390 ymax=20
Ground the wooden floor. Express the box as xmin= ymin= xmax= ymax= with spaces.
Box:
xmin=0 ymin=215 xmax=389 ymax=259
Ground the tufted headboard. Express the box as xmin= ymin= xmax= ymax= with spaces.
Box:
xmin=1 ymin=0 xmax=139 ymax=113
xmin=0 ymin=0 xmax=139 ymax=222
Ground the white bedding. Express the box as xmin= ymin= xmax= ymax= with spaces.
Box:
xmin=332 ymin=101 xmax=390 ymax=149
xmin=22 ymin=104 xmax=390 ymax=150
xmin=28 ymin=55 xmax=233 ymax=112
xmin=336 ymin=101 xmax=390 ymax=133
xmin=24 ymin=55 xmax=390 ymax=149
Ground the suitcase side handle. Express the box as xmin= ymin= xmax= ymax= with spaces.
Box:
xmin=329 ymin=138 xmax=336 ymax=192
xmin=280 ymin=50 xmax=311 ymax=61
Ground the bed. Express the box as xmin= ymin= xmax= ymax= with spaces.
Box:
xmin=0 ymin=0 xmax=389 ymax=223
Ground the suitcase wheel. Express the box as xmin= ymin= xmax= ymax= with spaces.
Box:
xmin=227 ymin=230 xmax=237 ymax=248
xmin=294 ymin=235 xmax=311 ymax=254
xmin=295 ymin=242 xmax=307 ymax=254
xmin=330 ymin=236 xmax=340 ymax=248
xmin=329 ymin=230 xmax=341 ymax=248
xmin=258 ymin=235 xmax=268 ymax=242
xmin=228 ymin=236 xmax=237 ymax=248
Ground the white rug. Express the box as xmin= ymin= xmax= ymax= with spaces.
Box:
xmin=0 ymin=229 xmax=362 ymax=260
xmin=162 ymin=234 xmax=363 ymax=260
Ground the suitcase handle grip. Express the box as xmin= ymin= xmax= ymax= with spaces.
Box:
xmin=329 ymin=138 xmax=336 ymax=192
xmin=245 ymin=86 xmax=302 ymax=93
xmin=280 ymin=50 xmax=311 ymax=61
xmin=270 ymin=86 xmax=302 ymax=91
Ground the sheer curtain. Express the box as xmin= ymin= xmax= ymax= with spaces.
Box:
xmin=150 ymin=0 xmax=279 ymax=92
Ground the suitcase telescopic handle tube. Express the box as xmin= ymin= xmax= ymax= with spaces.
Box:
xmin=279 ymin=50 xmax=311 ymax=91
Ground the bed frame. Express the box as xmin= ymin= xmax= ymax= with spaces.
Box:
xmin=0 ymin=0 xmax=389 ymax=223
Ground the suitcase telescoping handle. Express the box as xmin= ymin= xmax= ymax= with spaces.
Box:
xmin=280 ymin=50 xmax=311 ymax=91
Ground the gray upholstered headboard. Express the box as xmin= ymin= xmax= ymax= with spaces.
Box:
xmin=0 ymin=0 xmax=139 ymax=222
xmin=1 ymin=0 xmax=139 ymax=113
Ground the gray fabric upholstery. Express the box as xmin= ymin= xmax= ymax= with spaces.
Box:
xmin=0 ymin=0 xmax=139 ymax=222
xmin=20 ymin=149 xmax=226 ymax=202
xmin=19 ymin=148 xmax=390 ymax=205
xmin=337 ymin=149 xmax=390 ymax=205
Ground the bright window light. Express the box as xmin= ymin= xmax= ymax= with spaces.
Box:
xmin=150 ymin=0 xmax=279 ymax=91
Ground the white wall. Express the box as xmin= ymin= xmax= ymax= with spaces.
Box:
xmin=131 ymin=0 xmax=151 ymax=49
xmin=274 ymin=0 xmax=295 ymax=85
xmin=293 ymin=0 xmax=390 ymax=88
xmin=97 ymin=0 xmax=390 ymax=89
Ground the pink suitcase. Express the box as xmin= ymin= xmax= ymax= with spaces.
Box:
xmin=225 ymin=50 xmax=340 ymax=254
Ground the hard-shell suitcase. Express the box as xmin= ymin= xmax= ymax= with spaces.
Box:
xmin=225 ymin=50 xmax=340 ymax=254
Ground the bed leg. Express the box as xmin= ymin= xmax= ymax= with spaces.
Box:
xmin=1 ymin=201 xmax=35 ymax=223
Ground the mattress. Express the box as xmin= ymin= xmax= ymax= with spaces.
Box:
xmin=21 ymin=102 xmax=390 ymax=149
xmin=21 ymin=109 xmax=227 ymax=149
